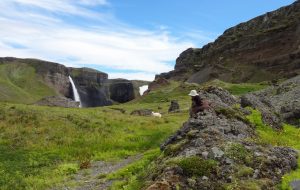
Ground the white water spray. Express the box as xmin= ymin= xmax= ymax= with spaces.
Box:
xmin=139 ymin=85 xmax=148 ymax=96
xmin=69 ymin=76 xmax=82 ymax=107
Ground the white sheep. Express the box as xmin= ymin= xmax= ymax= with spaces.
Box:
xmin=151 ymin=111 xmax=162 ymax=118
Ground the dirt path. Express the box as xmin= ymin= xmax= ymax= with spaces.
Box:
xmin=54 ymin=154 xmax=142 ymax=190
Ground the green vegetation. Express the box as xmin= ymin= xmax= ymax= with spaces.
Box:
xmin=0 ymin=101 xmax=188 ymax=190
xmin=236 ymin=166 xmax=254 ymax=178
xmin=206 ymin=79 xmax=268 ymax=95
xmin=247 ymin=109 xmax=300 ymax=190
xmin=172 ymin=156 xmax=218 ymax=177
xmin=0 ymin=63 xmax=56 ymax=104
xmin=225 ymin=143 xmax=253 ymax=164
xmin=108 ymin=149 xmax=160 ymax=190
xmin=224 ymin=179 xmax=266 ymax=190
xmin=164 ymin=139 xmax=188 ymax=156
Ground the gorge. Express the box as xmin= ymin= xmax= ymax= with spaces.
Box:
xmin=0 ymin=57 xmax=148 ymax=107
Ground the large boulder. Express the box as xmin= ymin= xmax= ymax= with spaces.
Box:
xmin=168 ymin=100 xmax=180 ymax=113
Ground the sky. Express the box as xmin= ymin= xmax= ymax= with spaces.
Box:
xmin=0 ymin=0 xmax=296 ymax=81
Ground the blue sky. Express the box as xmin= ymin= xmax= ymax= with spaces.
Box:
xmin=0 ymin=0 xmax=295 ymax=81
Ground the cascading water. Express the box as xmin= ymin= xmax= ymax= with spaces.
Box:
xmin=139 ymin=85 xmax=148 ymax=96
xmin=68 ymin=76 xmax=82 ymax=108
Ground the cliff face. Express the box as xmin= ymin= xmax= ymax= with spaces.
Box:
xmin=0 ymin=57 xmax=138 ymax=107
xmin=108 ymin=79 xmax=135 ymax=103
xmin=70 ymin=68 xmax=112 ymax=107
xmin=158 ymin=1 xmax=300 ymax=83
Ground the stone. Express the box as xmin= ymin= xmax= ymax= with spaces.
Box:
xmin=168 ymin=100 xmax=180 ymax=113
xmin=201 ymin=151 xmax=209 ymax=159
xmin=209 ymin=147 xmax=224 ymax=159
xmin=290 ymin=180 xmax=300 ymax=190
xmin=253 ymin=169 xmax=260 ymax=179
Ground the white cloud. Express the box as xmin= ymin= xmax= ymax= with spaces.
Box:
xmin=78 ymin=0 xmax=108 ymax=6
xmin=109 ymin=72 xmax=156 ymax=81
xmin=0 ymin=0 xmax=212 ymax=80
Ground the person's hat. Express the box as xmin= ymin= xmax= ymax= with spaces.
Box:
xmin=188 ymin=90 xmax=198 ymax=96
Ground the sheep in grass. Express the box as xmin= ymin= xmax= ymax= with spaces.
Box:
xmin=151 ymin=111 xmax=162 ymax=118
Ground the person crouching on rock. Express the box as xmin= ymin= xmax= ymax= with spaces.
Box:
xmin=188 ymin=89 xmax=211 ymax=118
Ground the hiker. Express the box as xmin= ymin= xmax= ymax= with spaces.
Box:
xmin=188 ymin=90 xmax=211 ymax=117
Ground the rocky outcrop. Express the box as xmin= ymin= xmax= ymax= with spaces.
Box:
xmin=35 ymin=96 xmax=79 ymax=108
xmin=108 ymin=79 xmax=135 ymax=103
xmin=241 ymin=75 xmax=300 ymax=128
xmin=144 ymin=87 xmax=298 ymax=189
xmin=168 ymin=100 xmax=180 ymax=113
xmin=130 ymin=109 xmax=152 ymax=116
xmin=0 ymin=57 xmax=138 ymax=107
xmin=157 ymin=1 xmax=300 ymax=83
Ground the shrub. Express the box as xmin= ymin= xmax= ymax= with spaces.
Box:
xmin=176 ymin=156 xmax=217 ymax=177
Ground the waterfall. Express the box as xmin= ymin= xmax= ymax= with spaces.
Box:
xmin=68 ymin=76 xmax=82 ymax=107
xmin=139 ymin=85 xmax=148 ymax=96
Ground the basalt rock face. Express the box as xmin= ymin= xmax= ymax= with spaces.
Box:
xmin=157 ymin=1 xmax=300 ymax=83
xmin=0 ymin=57 xmax=138 ymax=107
xmin=70 ymin=68 xmax=113 ymax=107
xmin=145 ymin=87 xmax=298 ymax=190
xmin=108 ymin=79 xmax=135 ymax=103
xmin=241 ymin=75 xmax=300 ymax=128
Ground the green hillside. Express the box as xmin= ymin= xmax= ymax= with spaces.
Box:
xmin=0 ymin=63 xmax=56 ymax=104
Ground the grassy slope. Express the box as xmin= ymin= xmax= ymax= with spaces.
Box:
xmin=247 ymin=109 xmax=300 ymax=190
xmin=206 ymin=79 xmax=268 ymax=96
xmin=0 ymin=79 xmax=273 ymax=190
xmin=0 ymin=63 xmax=56 ymax=104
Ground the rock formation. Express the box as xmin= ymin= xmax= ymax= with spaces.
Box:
xmin=157 ymin=1 xmax=300 ymax=83
xmin=35 ymin=96 xmax=80 ymax=108
xmin=108 ymin=79 xmax=135 ymax=103
xmin=144 ymin=87 xmax=298 ymax=189
xmin=241 ymin=75 xmax=300 ymax=128
xmin=168 ymin=100 xmax=180 ymax=113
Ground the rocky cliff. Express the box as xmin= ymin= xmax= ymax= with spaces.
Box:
xmin=0 ymin=57 xmax=140 ymax=107
xmin=157 ymin=1 xmax=300 ymax=83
